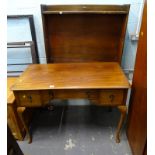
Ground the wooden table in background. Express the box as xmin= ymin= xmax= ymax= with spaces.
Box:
xmin=7 ymin=77 xmax=25 ymax=140
xmin=8 ymin=77 xmax=33 ymax=142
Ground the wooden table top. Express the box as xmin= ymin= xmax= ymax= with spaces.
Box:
xmin=7 ymin=77 xmax=18 ymax=104
xmin=11 ymin=62 xmax=130 ymax=91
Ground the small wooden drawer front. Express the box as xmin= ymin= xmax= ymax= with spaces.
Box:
xmin=41 ymin=90 xmax=54 ymax=106
xmin=14 ymin=89 xmax=126 ymax=107
xmin=15 ymin=91 xmax=42 ymax=107
xmin=99 ymin=90 xmax=124 ymax=106
xmin=52 ymin=90 xmax=98 ymax=100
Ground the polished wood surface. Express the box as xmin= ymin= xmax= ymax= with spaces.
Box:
xmin=14 ymin=89 xmax=127 ymax=107
xmin=143 ymin=144 xmax=147 ymax=155
xmin=7 ymin=77 xmax=17 ymax=104
xmin=7 ymin=77 xmax=33 ymax=141
xmin=41 ymin=5 xmax=129 ymax=63
xmin=7 ymin=77 xmax=25 ymax=140
xmin=14 ymin=87 xmax=128 ymax=143
xmin=41 ymin=5 xmax=130 ymax=14
xmin=11 ymin=62 xmax=130 ymax=90
xmin=12 ymin=5 xmax=130 ymax=143
xmin=12 ymin=62 xmax=130 ymax=143
xmin=7 ymin=104 xmax=25 ymax=140
xmin=127 ymin=1 xmax=147 ymax=155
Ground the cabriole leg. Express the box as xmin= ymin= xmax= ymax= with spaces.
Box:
xmin=115 ymin=105 xmax=127 ymax=143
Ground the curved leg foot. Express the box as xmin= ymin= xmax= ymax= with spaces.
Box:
xmin=28 ymin=136 xmax=32 ymax=144
xmin=115 ymin=105 xmax=127 ymax=143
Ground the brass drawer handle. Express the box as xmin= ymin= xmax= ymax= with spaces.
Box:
xmin=22 ymin=95 xmax=26 ymax=98
xmin=109 ymin=94 xmax=115 ymax=102
xmin=49 ymin=91 xmax=54 ymax=99
xmin=28 ymin=96 xmax=32 ymax=103
xmin=22 ymin=95 xmax=32 ymax=103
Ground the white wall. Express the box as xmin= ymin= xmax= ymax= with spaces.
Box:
xmin=7 ymin=0 xmax=144 ymax=71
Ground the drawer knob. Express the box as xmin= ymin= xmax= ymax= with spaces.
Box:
xmin=28 ymin=96 xmax=32 ymax=103
xmin=22 ymin=95 xmax=32 ymax=103
xmin=49 ymin=91 xmax=54 ymax=99
xmin=22 ymin=95 xmax=26 ymax=98
xmin=109 ymin=95 xmax=115 ymax=102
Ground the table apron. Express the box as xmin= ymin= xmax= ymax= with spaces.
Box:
xmin=14 ymin=89 xmax=127 ymax=107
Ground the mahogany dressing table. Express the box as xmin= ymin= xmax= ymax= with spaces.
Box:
xmin=11 ymin=5 xmax=130 ymax=143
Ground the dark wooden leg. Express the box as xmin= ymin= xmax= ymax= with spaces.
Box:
xmin=115 ymin=105 xmax=127 ymax=143
xmin=17 ymin=107 xmax=32 ymax=144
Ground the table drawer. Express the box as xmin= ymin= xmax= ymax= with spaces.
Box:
xmin=99 ymin=90 xmax=124 ymax=106
xmin=41 ymin=90 xmax=54 ymax=106
xmin=14 ymin=89 xmax=126 ymax=107
xmin=15 ymin=91 xmax=42 ymax=107
xmin=53 ymin=90 xmax=98 ymax=100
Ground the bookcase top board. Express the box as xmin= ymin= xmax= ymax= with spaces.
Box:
xmin=41 ymin=5 xmax=130 ymax=63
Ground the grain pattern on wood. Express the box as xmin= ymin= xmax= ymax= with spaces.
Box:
xmin=41 ymin=5 xmax=129 ymax=63
xmin=99 ymin=90 xmax=124 ymax=106
xmin=7 ymin=78 xmax=34 ymax=142
xmin=11 ymin=62 xmax=130 ymax=91
xmin=7 ymin=77 xmax=34 ymax=141
xmin=15 ymin=91 xmax=43 ymax=107
xmin=7 ymin=77 xmax=18 ymax=104
xmin=14 ymin=89 xmax=128 ymax=107
xmin=127 ymin=1 xmax=147 ymax=154
xmin=7 ymin=77 xmax=26 ymax=140
xmin=41 ymin=5 xmax=130 ymax=14
xmin=7 ymin=104 xmax=25 ymax=140
xmin=12 ymin=62 xmax=129 ymax=143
